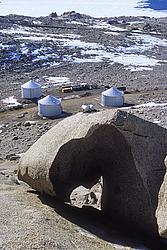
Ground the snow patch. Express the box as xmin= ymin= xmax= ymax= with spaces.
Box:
xmin=1 ymin=26 xmax=80 ymax=41
xmin=66 ymin=21 xmax=89 ymax=26
xmin=121 ymin=102 xmax=167 ymax=110
xmin=0 ymin=26 xmax=33 ymax=35
xmin=32 ymin=54 xmax=56 ymax=61
xmin=90 ymin=21 xmax=127 ymax=31
xmin=0 ymin=43 xmax=11 ymax=49
xmin=43 ymin=61 xmax=61 ymax=67
xmin=132 ymin=102 xmax=167 ymax=108
xmin=62 ymin=39 xmax=102 ymax=49
xmin=112 ymin=54 xmax=159 ymax=66
xmin=63 ymin=95 xmax=80 ymax=100
xmin=20 ymin=44 xmax=29 ymax=54
xmin=117 ymin=34 xmax=167 ymax=54
xmin=55 ymin=33 xmax=82 ymax=39
xmin=125 ymin=66 xmax=153 ymax=71
xmin=104 ymin=31 xmax=120 ymax=36
xmin=73 ymin=57 xmax=103 ymax=63
xmin=153 ymin=119 xmax=161 ymax=124
xmin=42 ymin=76 xmax=71 ymax=88
xmin=33 ymin=20 xmax=42 ymax=25
xmin=2 ymin=96 xmax=22 ymax=108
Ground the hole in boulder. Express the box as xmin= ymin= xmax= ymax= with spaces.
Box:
xmin=70 ymin=177 xmax=103 ymax=209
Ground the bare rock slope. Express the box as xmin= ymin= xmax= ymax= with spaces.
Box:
xmin=18 ymin=110 xmax=167 ymax=237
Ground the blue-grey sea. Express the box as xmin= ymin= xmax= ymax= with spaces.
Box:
xmin=0 ymin=0 xmax=167 ymax=17
xmin=138 ymin=0 xmax=167 ymax=11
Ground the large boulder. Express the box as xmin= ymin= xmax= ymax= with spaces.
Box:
xmin=18 ymin=110 xmax=167 ymax=237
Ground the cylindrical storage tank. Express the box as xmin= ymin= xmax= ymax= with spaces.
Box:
xmin=101 ymin=87 xmax=124 ymax=107
xmin=38 ymin=95 xmax=62 ymax=118
xmin=21 ymin=80 xmax=42 ymax=99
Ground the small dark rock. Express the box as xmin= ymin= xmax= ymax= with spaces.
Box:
xmin=24 ymin=121 xmax=31 ymax=127
xmin=12 ymin=136 xmax=18 ymax=140
xmin=6 ymin=154 xmax=16 ymax=160
xmin=9 ymin=155 xmax=21 ymax=161
xmin=16 ymin=122 xmax=22 ymax=126
xmin=18 ymin=113 xmax=25 ymax=118
xmin=49 ymin=12 xmax=58 ymax=18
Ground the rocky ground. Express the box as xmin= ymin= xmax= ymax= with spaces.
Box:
xmin=0 ymin=11 xmax=167 ymax=249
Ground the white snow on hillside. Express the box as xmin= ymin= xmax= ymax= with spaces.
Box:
xmin=1 ymin=22 xmax=167 ymax=70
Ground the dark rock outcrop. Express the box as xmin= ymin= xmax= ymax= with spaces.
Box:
xmin=49 ymin=12 xmax=58 ymax=18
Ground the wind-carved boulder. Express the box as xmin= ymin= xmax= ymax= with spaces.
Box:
xmin=18 ymin=110 xmax=167 ymax=237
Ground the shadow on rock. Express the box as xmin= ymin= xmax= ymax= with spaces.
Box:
xmin=38 ymin=193 xmax=167 ymax=250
